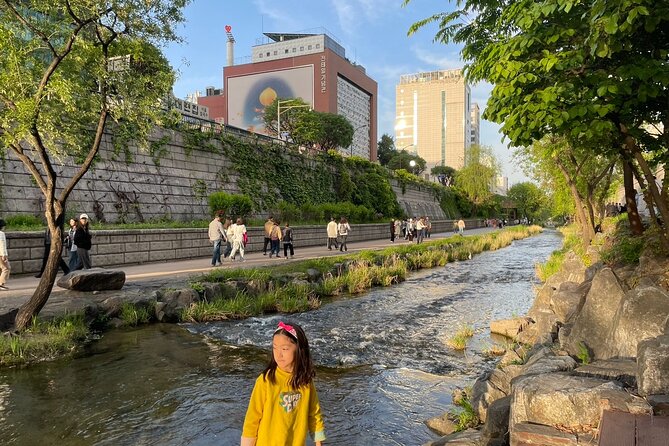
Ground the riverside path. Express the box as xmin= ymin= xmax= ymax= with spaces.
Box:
xmin=0 ymin=227 xmax=496 ymax=325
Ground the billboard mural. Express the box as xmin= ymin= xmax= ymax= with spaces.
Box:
xmin=227 ymin=66 xmax=314 ymax=134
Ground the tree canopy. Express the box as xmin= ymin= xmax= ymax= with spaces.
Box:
xmin=405 ymin=0 xmax=669 ymax=247
xmin=455 ymin=145 xmax=500 ymax=214
xmin=377 ymin=133 xmax=396 ymax=166
xmin=0 ymin=0 xmax=189 ymax=330
xmin=507 ymin=182 xmax=548 ymax=223
xmin=386 ymin=150 xmax=427 ymax=175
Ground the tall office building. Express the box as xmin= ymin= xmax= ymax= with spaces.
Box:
xmin=470 ymin=103 xmax=480 ymax=147
xmin=395 ymin=69 xmax=472 ymax=169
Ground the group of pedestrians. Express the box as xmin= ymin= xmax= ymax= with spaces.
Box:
xmin=261 ymin=217 xmax=294 ymax=259
xmin=390 ymin=216 xmax=432 ymax=244
xmin=208 ymin=213 xmax=249 ymax=264
xmin=0 ymin=213 xmax=93 ymax=291
xmin=326 ymin=217 xmax=351 ymax=252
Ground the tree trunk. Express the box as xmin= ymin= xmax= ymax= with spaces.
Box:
xmin=556 ymin=160 xmax=595 ymax=245
xmin=622 ymin=157 xmax=644 ymax=236
xmin=14 ymin=234 xmax=65 ymax=330
xmin=624 ymin=137 xmax=669 ymax=248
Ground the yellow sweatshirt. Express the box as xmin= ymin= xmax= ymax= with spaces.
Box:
xmin=242 ymin=368 xmax=326 ymax=445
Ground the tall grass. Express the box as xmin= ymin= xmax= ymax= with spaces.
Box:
xmin=446 ymin=324 xmax=475 ymax=351
xmin=0 ymin=315 xmax=90 ymax=366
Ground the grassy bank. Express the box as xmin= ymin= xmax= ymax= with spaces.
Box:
xmin=182 ymin=225 xmax=543 ymax=322
xmin=0 ymin=315 xmax=90 ymax=367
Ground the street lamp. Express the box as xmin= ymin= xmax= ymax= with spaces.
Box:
xmin=409 ymin=159 xmax=416 ymax=174
xmin=397 ymin=144 xmax=415 ymax=171
xmin=277 ymin=99 xmax=311 ymax=141
xmin=350 ymin=123 xmax=370 ymax=157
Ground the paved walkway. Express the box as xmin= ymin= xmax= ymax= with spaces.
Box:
xmin=0 ymin=227 xmax=494 ymax=320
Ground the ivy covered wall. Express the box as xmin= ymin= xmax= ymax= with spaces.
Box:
xmin=0 ymin=125 xmax=449 ymax=222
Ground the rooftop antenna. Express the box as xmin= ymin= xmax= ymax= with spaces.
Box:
xmin=225 ymin=24 xmax=235 ymax=67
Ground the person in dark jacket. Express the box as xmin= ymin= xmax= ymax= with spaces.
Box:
xmin=35 ymin=227 xmax=70 ymax=278
xmin=73 ymin=214 xmax=93 ymax=269
xmin=282 ymin=222 xmax=294 ymax=259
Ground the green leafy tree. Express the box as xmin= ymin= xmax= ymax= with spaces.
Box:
xmin=387 ymin=150 xmax=427 ymax=174
xmin=507 ymin=182 xmax=548 ymax=223
xmin=293 ymin=111 xmax=354 ymax=152
xmin=455 ymin=145 xmax=500 ymax=215
xmin=0 ymin=0 xmax=189 ymax=330
xmin=377 ymin=134 xmax=396 ymax=165
xmin=404 ymin=0 xmax=669 ymax=246
xmin=263 ymin=97 xmax=311 ymax=138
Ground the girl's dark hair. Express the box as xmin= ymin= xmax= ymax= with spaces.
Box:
xmin=263 ymin=322 xmax=315 ymax=390
xmin=0 ymin=219 xmax=5 ymax=229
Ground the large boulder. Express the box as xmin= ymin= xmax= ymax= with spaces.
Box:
xmin=549 ymin=281 xmax=590 ymax=324
xmin=510 ymin=373 xmax=651 ymax=437
xmin=562 ymin=268 xmax=626 ymax=359
xmin=471 ymin=366 xmax=522 ymax=423
xmin=489 ymin=317 xmax=532 ymax=339
xmin=604 ymin=285 xmax=669 ymax=358
xmin=423 ymin=429 xmax=482 ymax=446
xmin=155 ymin=288 xmax=199 ymax=322
xmin=510 ymin=422 xmax=594 ymax=446
xmin=573 ymin=358 xmax=637 ymax=388
xmin=637 ymin=334 xmax=669 ymax=397
xmin=57 ymin=268 xmax=125 ymax=291
xmin=481 ymin=395 xmax=510 ymax=445
xmin=424 ymin=413 xmax=458 ymax=436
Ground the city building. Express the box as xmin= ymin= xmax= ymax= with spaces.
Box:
xmin=494 ymin=176 xmax=509 ymax=196
xmin=470 ymin=103 xmax=480 ymax=147
xmin=196 ymin=29 xmax=378 ymax=160
xmin=395 ymin=69 xmax=473 ymax=169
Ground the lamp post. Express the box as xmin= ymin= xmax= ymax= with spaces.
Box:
xmin=276 ymin=99 xmax=311 ymax=141
xmin=409 ymin=159 xmax=416 ymax=174
xmin=350 ymin=123 xmax=370 ymax=157
xmin=398 ymin=143 xmax=414 ymax=171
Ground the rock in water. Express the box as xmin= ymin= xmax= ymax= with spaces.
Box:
xmin=57 ymin=268 xmax=126 ymax=291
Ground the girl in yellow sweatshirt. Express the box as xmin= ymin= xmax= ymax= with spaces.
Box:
xmin=241 ymin=321 xmax=326 ymax=446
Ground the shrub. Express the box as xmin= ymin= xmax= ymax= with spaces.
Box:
xmin=208 ymin=192 xmax=254 ymax=220
xmin=4 ymin=214 xmax=44 ymax=230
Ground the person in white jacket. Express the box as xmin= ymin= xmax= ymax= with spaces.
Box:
xmin=0 ymin=219 xmax=10 ymax=290
xmin=326 ymin=217 xmax=339 ymax=250
xmin=229 ymin=218 xmax=247 ymax=261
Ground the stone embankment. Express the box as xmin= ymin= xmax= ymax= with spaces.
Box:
xmin=425 ymin=243 xmax=669 ymax=445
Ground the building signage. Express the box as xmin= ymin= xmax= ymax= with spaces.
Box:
xmin=320 ymin=55 xmax=327 ymax=93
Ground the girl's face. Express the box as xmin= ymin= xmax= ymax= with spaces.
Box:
xmin=69 ymin=219 xmax=76 ymax=227
xmin=273 ymin=333 xmax=297 ymax=373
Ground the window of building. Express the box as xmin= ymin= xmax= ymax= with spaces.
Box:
xmin=308 ymin=45 xmax=312 ymax=50
xmin=273 ymin=50 xmax=277 ymax=55
xmin=316 ymin=44 xmax=320 ymax=49
xmin=292 ymin=47 xmax=296 ymax=53
xmin=258 ymin=53 xmax=263 ymax=58
xmin=300 ymin=46 xmax=304 ymax=51
xmin=266 ymin=52 xmax=270 ymax=57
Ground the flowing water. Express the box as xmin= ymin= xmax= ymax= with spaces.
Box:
xmin=0 ymin=230 xmax=562 ymax=446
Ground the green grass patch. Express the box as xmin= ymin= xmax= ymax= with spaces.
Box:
xmin=446 ymin=324 xmax=475 ymax=351
xmin=119 ymin=302 xmax=153 ymax=326
xmin=449 ymin=391 xmax=480 ymax=431
xmin=0 ymin=314 xmax=90 ymax=366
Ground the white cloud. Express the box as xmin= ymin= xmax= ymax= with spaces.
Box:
xmin=411 ymin=46 xmax=462 ymax=70
xmin=252 ymin=0 xmax=301 ymax=31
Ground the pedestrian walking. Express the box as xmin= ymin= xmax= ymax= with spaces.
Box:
xmin=457 ymin=219 xmax=466 ymax=235
xmin=426 ymin=217 xmax=432 ymax=238
xmin=269 ymin=220 xmax=282 ymax=258
xmin=390 ymin=219 xmax=396 ymax=242
xmin=282 ymin=222 xmax=294 ymax=258
xmin=338 ymin=217 xmax=351 ymax=251
xmin=74 ymin=214 xmax=93 ymax=269
xmin=222 ymin=218 xmax=232 ymax=259
xmin=326 ymin=217 xmax=338 ymax=250
xmin=66 ymin=218 xmax=79 ymax=271
xmin=208 ymin=213 xmax=225 ymax=266
xmin=263 ymin=217 xmax=274 ymax=255
xmin=0 ymin=219 xmax=9 ymax=291
xmin=394 ymin=219 xmax=401 ymax=242
xmin=229 ymin=218 xmax=247 ymax=262
xmin=415 ymin=217 xmax=425 ymax=244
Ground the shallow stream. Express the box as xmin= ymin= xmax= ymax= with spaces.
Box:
xmin=0 ymin=230 xmax=561 ymax=445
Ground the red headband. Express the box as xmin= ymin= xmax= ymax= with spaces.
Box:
xmin=275 ymin=321 xmax=298 ymax=339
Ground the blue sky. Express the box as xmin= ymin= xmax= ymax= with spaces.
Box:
xmin=164 ymin=0 xmax=526 ymax=184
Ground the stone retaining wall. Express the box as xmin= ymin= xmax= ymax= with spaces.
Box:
xmin=0 ymin=127 xmax=446 ymax=222
xmin=5 ymin=219 xmax=483 ymax=275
